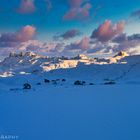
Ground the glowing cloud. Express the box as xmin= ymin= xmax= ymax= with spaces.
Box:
xmin=91 ymin=20 xmax=125 ymax=42
xmin=0 ymin=25 xmax=36 ymax=48
xmin=63 ymin=0 xmax=92 ymax=21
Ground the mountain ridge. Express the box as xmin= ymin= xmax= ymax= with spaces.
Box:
xmin=0 ymin=51 xmax=130 ymax=74
xmin=0 ymin=51 xmax=140 ymax=85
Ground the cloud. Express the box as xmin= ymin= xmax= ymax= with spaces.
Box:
xmin=0 ymin=39 xmax=60 ymax=58
xmin=128 ymin=34 xmax=140 ymax=40
xmin=131 ymin=9 xmax=140 ymax=19
xmin=91 ymin=20 xmax=125 ymax=42
xmin=17 ymin=0 xmax=36 ymax=14
xmin=63 ymin=0 xmax=92 ymax=21
xmin=89 ymin=33 xmax=140 ymax=55
xmin=0 ymin=25 xmax=36 ymax=47
xmin=20 ymin=40 xmax=55 ymax=52
xmin=114 ymin=34 xmax=140 ymax=53
xmin=65 ymin=37 xmax=90 ymax=51
xmin=113 ymin=33 xmax=140 ymax=43
xmin=56 ymin=29 xmax=81 ymax=40
xmin=0 ymin=25 xmax=36 ymax=42
xmin=16 ymin=25 xmax=36 ymax=42
xmin=112 ymin=33 xmax=127 ymax=43
xmin=69 ymin=0 xmax=83 ymax=7
xmin=78 ymin=37 xmax=90 ymax=50
xmin=0 ymin=25 xmax=65 ymax=57
xmin=0 ymin=19 xmax=139 ymax=58
xmin=0 ymin=33 xmax=140 ymax=58
xmin=87 ymin=42 xmax=112 ymax=54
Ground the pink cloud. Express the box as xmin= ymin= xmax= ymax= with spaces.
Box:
xmin=91 ymin=20 xmax=125 ymax=42
xmin=65 ymin=37 xmax=90 ymax=50
xmin=0 ymin=25 xmax=36 ymax=44
xmin=78 ymin=37 xmax=90 ymax=50
xmin=63 ymin=0 xmax=92 ymax=21
xmin=69 ymin=0 xmax=83 ymax=7
xmin=16 ymin=25 xmax=36 ymax=42
xmin=17 ymin=0 xmax=36 ymax=14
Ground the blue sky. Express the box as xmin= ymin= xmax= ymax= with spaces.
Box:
xmin=0 ymin=0 xmax=140 ymax=57
xmin=0 ymin=0 xmax=140 ymax=40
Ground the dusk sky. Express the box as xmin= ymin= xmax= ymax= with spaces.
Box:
xmin=0 ymin=0 xmax=140 ymax=58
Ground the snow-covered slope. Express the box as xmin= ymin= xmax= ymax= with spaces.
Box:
xmin=0 ymin=51 xmax=129 ymax=74
xmin=0 ymin=52 xmax=140 ymax=140
xmin=1 ymin=84 xmax=140 ymax=140
xmin=0 ymin=51 xmax=140 ymax=86
xmin=0 ymin=52 xmax=96 ymax=75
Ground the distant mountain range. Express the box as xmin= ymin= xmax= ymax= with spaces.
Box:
xmin=0 ymin=51 xmax=140 ymax=85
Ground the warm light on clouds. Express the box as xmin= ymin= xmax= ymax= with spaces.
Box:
xmin=63 ymin=0 xmax=92 ymax=21
xmin=0 ymin=0 xmax=140 ymax=57
xmin=0 ymin=25 xmax=36 ymax=43
xmin=91 ymin=20 xmax=125 ymax=42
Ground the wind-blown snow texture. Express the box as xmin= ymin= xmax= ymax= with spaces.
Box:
xmin=0 ymin=51 xmax=140 ymax=140
xmin=0 ymin=86 xmax=140 ymax=140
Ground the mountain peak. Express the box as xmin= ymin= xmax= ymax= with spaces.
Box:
xmin=73 ymin=54 xmax=89 ymax=60
xmin=0 ymin=51 xmax=139 ymax=77
xmin=114 ymin=51 xmax=129 ymax=58
xmin=9 ymin=51 xmax=40 ymax=58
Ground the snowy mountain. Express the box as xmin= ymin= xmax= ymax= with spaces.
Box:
xmin=0 ymin=51 xmax=140 ymax=86
xmin=0 ymin=51 xmax=140 ymax=140
xmin=0 ymin=52 xmax=98 ymax=76
xmin=0 ymin=51 xmax=129 ymax=75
